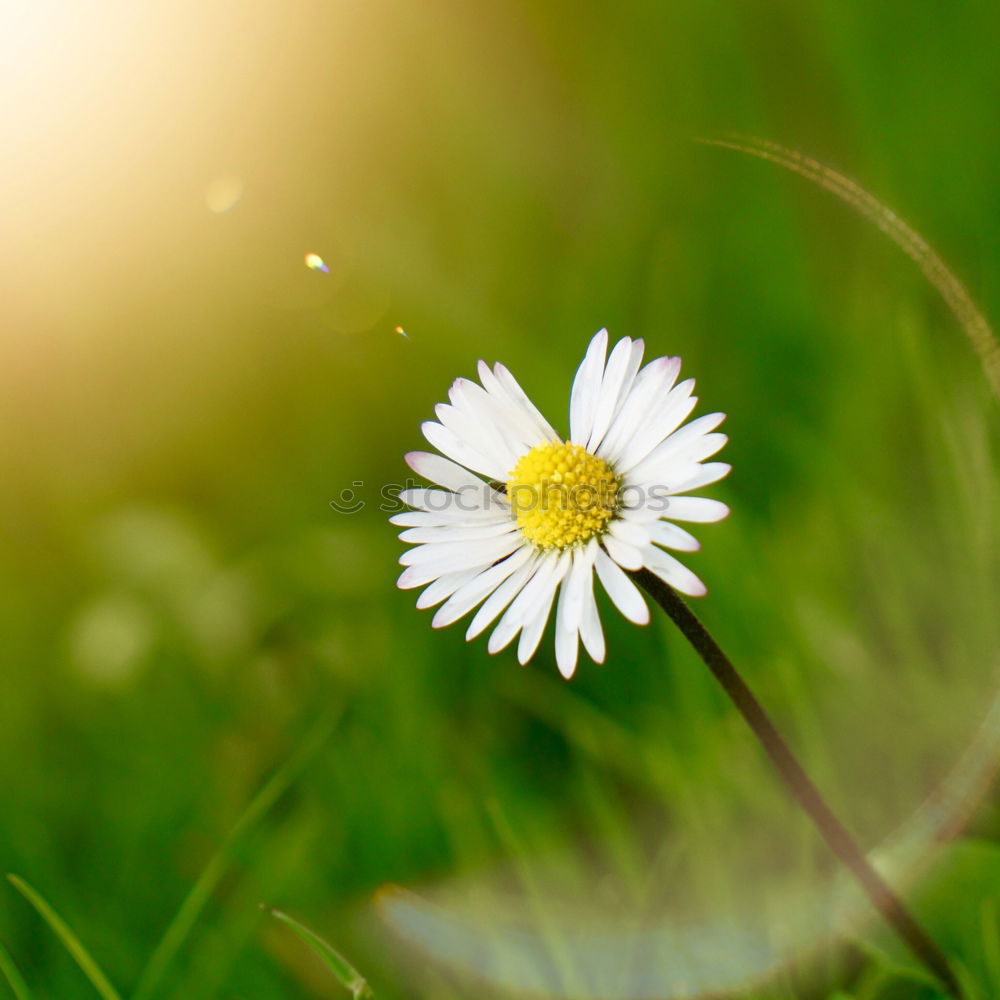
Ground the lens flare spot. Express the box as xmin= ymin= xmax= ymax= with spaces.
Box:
xmin=395 ymin=325 xmax=409 ymax=338
xmin=304 ymin=252 xmax=330 ymax=273
xmin=204 ymin=174 xmax=244 ymax=213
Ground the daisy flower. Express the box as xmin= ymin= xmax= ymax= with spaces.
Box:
xmin=391 ymin=329 xmax=730 ymax=678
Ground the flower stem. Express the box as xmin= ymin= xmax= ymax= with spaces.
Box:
xmin=632 ymin=569 xmax=960 ymax=998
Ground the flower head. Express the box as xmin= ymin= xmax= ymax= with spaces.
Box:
xmin=392 ymin=329 xmax=730 ymax=678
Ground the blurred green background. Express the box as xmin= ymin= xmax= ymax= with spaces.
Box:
xmin=2 ymin=1 xmax=1000 ymax=997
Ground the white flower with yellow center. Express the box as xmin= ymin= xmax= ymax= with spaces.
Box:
xmin=392 ymin=329 xmax=730 ymax=678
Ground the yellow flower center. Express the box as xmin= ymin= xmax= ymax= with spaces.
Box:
xmin=507 ymin=440 xmax=619 ymax=550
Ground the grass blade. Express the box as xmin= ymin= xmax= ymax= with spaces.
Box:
xmin=6 ymin=875 xmax=120 ymax=1000
xmin=699 ymin=134 xmax=1000 ymax=401
xmin=265 ymin=907 xmax=372 ymax=998
xmin=132 ymin=708 xmax=341 ymax=1000
xmin=0 ymin=941 xmax=34 ymax=1000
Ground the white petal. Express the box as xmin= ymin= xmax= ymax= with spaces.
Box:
xmin=466 ymin=556 xmax=541 ymax=639
xmin=432 ymin=546 xmax=533 ymax=628
xmin=397 ymin=568 xmax=426 ymax=590
xmin=404 ymin=451 xmax=488 ymax=494
xmin=602 ymin=534 xmax=644 ymax=571
xmin=398 ymin=521 xmax=517 ymax=544
xmin=587 ymin=336 xmax=634 ymax=452
xmin=421 ymin=420 xmax=508 ymax=481
xmin=594 ymin=548 xmax=649 ymax=624
xmin=661 ymin=411 xmax=726 ymax=452
xmin=516 ymin=601 xmax=550 ymax=665
xmin=397 ymin=486 xmax=510 ymax=524
xmin=630 ymin=439 xmax=728 ymax=491
xmin=416 ymin=570 xmax=480 ymax=609
xmin=397 ymin=535 xmax=522 ymax=586
xmin=619 ymin=494 xmax=675 ymax=523
xmin=665 ymin=462 xmax=731 ymax=494
xmin=598 ymin=355 xmax=681 ymax=464
xmin=489 ymin=553 xmax=568 ymax=654
xmin=663 ymin=496 xmax=730 ymax=523
xmin=615 ymin=380 xmax=697 ymax=473
xmin=518 ymin=551 xmax=572 ymax=665
xmin=476 ymin=361 xmax=553 ymax=449
xmin=569 ymin=328 xmax=608 ymax=446
xmin=607 ymin=519 xmax=650 ymax=549
xmin=434 ymin=397 xmax=518 ymax=477
xmin=390 ymin=509 xmax=509 ymax=528
xmin=594 ymin=338 xmax=646 ymax=453
xmin=391 ymin=511 xmax=448 ymax=528
xmin=626 ymin=414 xmax=726 ymax=484
xmin=399 ymin=533 xmax=521 ymax=568
xmin=553 ymin=622 xmax=577 ymax=677
xmin=684 ymin=431 xmax=728 ymax=464
xmin=579 ymin=568 xmax=605 ymax=664
xmin=622 ymin=338 xmax=646 ymax=391
xmin=491 ymin=362 xmax=559 ymax=442
xmin=644 ymin=548 xmax=707 ymax=597
xmin=448 ymin=379 xmax=529 ymax=466
xmin=554 ymin=548 xmax=591 ymax=677
xmin=647 ymin=520 xmax=701 ymax=552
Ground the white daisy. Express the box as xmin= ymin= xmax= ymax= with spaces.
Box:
xmin=392 ymin=329 xmax=730 ymax=679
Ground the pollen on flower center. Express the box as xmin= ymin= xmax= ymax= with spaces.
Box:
xmin=507 ymin=440 xmax=619 ymax=550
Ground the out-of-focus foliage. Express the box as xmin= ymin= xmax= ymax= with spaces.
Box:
xmin=1 ymin=1 xmax=1000 ymax=996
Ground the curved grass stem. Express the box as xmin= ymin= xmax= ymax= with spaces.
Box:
xmin=632 ymin=569 xmax=961 ymax=998
xmin=697 ymin=134 xmax=1000 ymax=401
